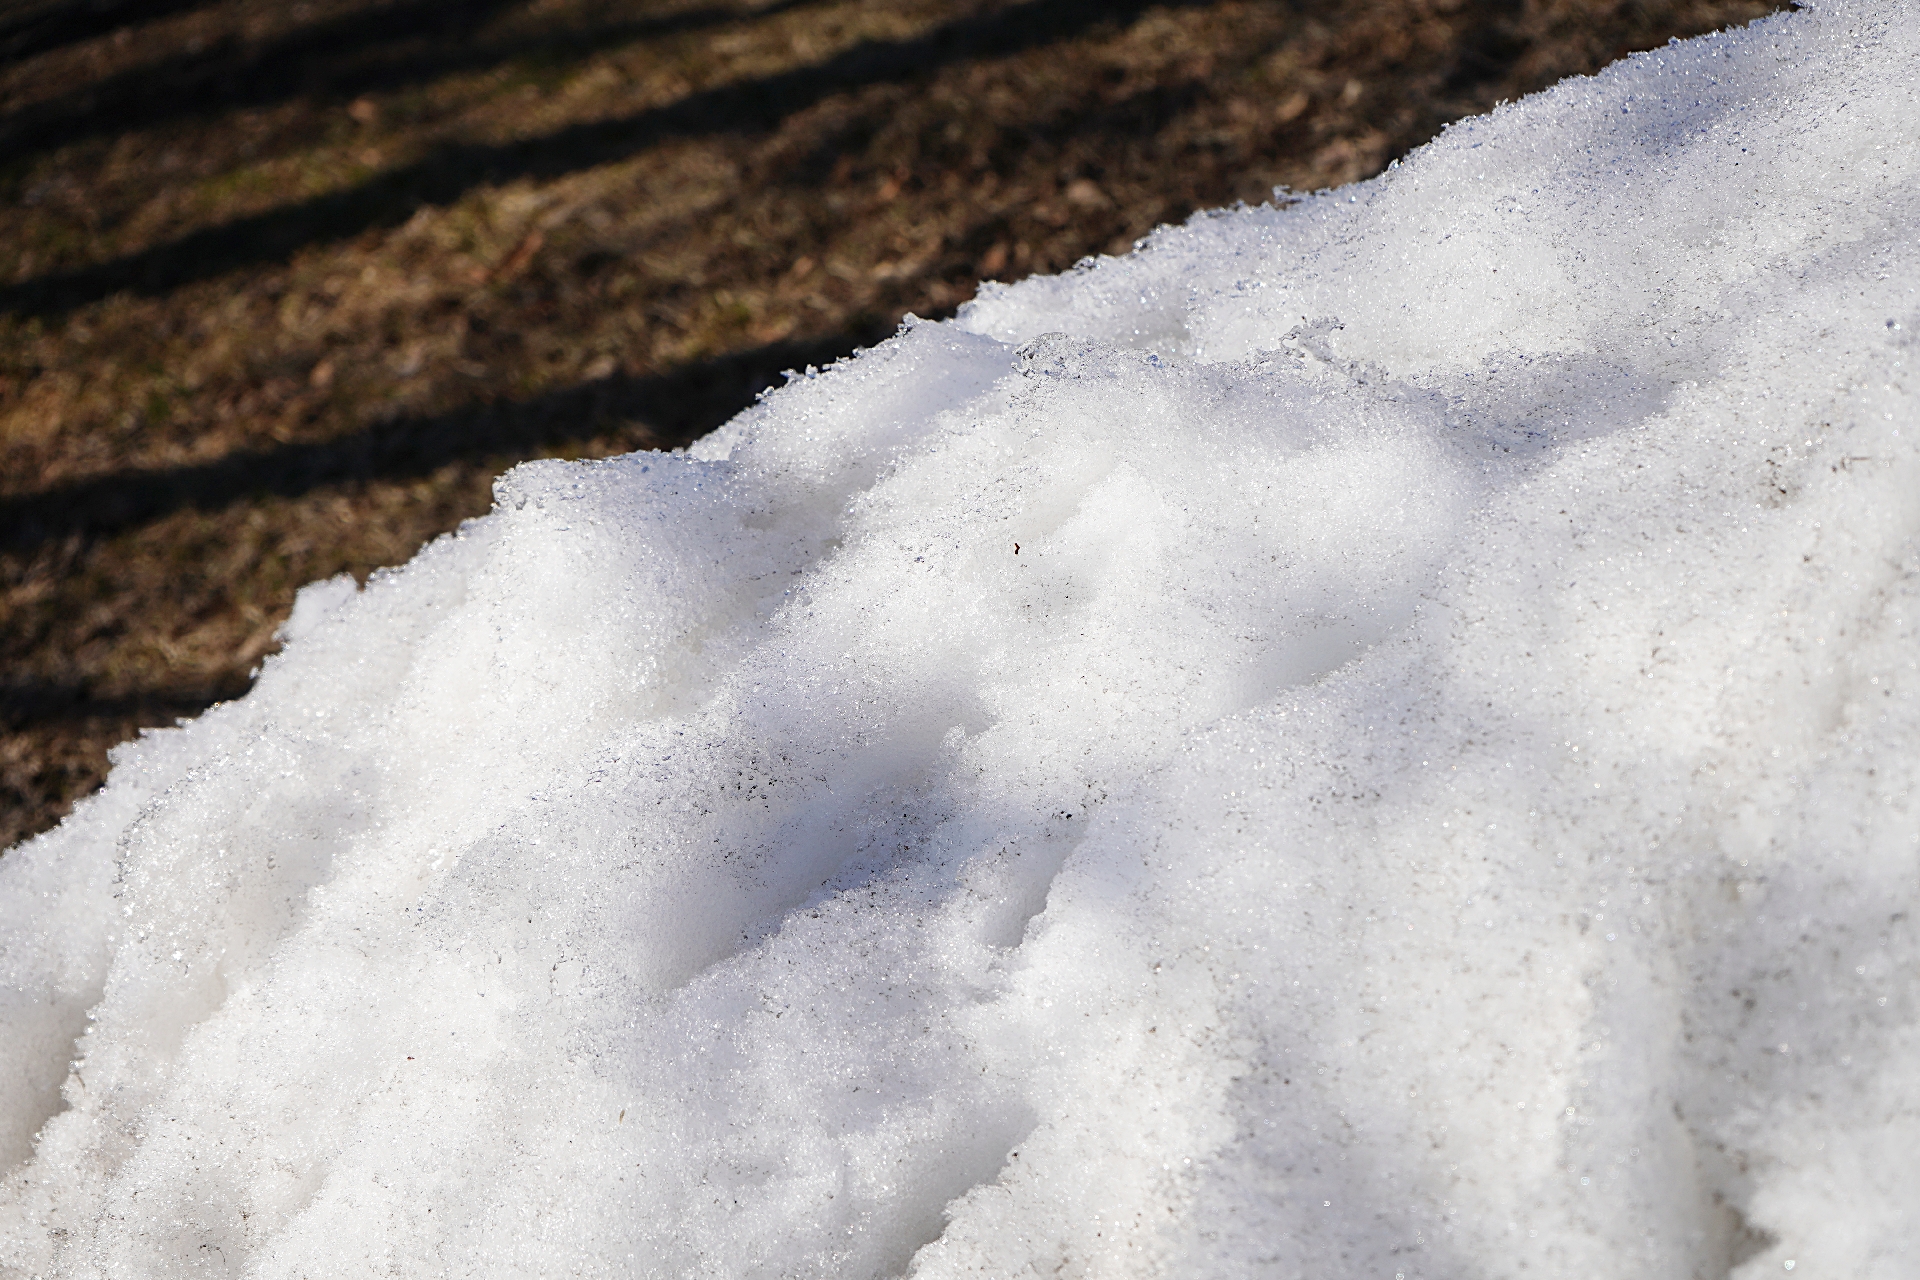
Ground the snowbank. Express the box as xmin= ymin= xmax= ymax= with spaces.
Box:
xmin=4 ymin=2 xmax=1917 ymax=1275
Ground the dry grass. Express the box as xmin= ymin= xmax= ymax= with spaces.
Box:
xmin=0 ymin=0 xmax=1784 ymax=849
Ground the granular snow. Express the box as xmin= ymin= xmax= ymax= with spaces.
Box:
xmin=3 ymin=2 xmax=1917 ymax=1276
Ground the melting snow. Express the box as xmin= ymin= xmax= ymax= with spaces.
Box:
xmin=3 ymin=3 xmax=1917 ymax=1276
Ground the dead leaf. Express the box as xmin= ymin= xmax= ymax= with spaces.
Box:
xmin=1065 ymin=178 xmax=1111 ymax=210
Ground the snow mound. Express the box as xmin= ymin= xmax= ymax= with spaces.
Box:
xmin=5 ymin=3 xmax=1918 ymax=1276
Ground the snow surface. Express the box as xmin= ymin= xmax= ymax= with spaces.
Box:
xmin=4 ymin=3 xmax=1918 ymax=1276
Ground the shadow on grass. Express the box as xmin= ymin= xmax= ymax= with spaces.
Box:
xmin=0 ymin=327 xmax=888 ymax=553
xmin=0 ymin=678 xmax=246 ymax=732
xmin=0 ymin=0 xmax=1204 ymax=319
xmin=0 ymin=0 xmax=825 ymax=163
xmin=0 ymin=0 xmax=219 ymax=66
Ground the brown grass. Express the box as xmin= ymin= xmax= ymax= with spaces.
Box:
xmin=0 ymin=0 xmax=1784 ymax=849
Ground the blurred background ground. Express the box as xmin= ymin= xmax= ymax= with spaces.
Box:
xmin=1 ymin=0 xmax=1782 ymax=849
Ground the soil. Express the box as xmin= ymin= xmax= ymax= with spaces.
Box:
xmin=0 ymin=0 xmax=1783 ymax=849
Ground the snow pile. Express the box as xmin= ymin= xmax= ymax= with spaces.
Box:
xmin=4 ymin=3 xmax=1918 ymax=1275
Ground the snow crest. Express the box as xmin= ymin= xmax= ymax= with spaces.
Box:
xmin=4 ymin=3 xmax=1918 ymax=1276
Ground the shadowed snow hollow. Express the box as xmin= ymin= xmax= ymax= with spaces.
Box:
xmin=4 ymin=3 xmax=1918 ymax=1276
